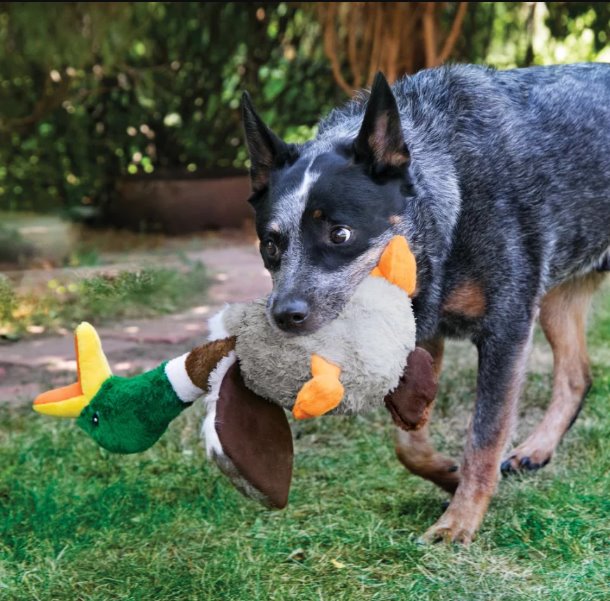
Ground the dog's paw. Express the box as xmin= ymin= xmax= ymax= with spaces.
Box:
xmin=420 ymin=516 xmax=476 ymax=546
xmin=501 ymin=443 xmax=552 ymax=475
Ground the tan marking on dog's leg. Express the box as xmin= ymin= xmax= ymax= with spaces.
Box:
xmin=395 ymin=337 xmax=460 ymax=493
xmin=442 ymin=281 xmax=486 ymax=318
xmin=504 ymin=273 xmax=605 ymax=471
xmin=424 ymin=327 xmax=533 ymax=544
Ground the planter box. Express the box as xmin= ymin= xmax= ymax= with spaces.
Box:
xmin=111 ymin=172 xmax=254 ymax=234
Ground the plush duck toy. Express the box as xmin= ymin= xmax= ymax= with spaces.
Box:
xmin=33 ymin=236 xmax=437 ymax=508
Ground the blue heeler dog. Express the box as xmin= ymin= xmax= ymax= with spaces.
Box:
xmin=241 ymin=64 xmax=610 ymax=543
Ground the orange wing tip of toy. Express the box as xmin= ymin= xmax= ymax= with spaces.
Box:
xmin=292 ymin=375 xmax=344 ymax=419
xmin=310 ymin=354 xmax=341 ymax=379
xmin=370 ymin=235 xmax=417 ymax=296
xmin=292 ymin=404 xmax=313 ymax=420
xmin=292 ymin=355 xmax=344 ymax=420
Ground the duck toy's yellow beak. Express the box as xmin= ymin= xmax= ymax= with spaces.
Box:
xmin=33 ymin=322 xmax=112 ymax=418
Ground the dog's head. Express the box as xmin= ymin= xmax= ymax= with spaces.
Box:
xmin=243 ymin=73 xmax=414 ymax=334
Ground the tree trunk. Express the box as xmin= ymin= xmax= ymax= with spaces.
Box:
xmin=314 ymin=2 xmax=469 ymax=94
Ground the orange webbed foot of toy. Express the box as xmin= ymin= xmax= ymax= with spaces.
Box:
xmin=293 ymin=355 xmax=344 ymax=420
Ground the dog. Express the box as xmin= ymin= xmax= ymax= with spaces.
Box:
xmin=240 ymin=63 xmax=610 ymax=543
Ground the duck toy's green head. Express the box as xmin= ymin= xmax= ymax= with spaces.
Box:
xmin=33 ymin=323 xmax=192 ymax=454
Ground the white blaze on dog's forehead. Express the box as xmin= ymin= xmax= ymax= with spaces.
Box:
xmin=272 ymin=159 xmax=320 ymax=231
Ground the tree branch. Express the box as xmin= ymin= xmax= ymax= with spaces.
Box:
xmin=0 ymin=77 xmax=71 ymax=134
xmin=320 ymin=3 xmax=353 ymax=96
xmin=422 ymin=2 xmax=438 ymax=68
xmin=438 ymin=1 xmax=468 ymax=64
xmin=366 ymin=4 xmax=384 ymax=86
xmin=347 ymin=5 xmax=361 ymax=89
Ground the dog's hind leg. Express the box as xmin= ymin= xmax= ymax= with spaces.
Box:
xmin=395 ymin=337 xmax=461 ymax=493
xmin=502 ymin=272 xmax=605 ymax=473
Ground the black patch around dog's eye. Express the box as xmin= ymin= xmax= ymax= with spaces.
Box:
xmin=329 ymin=226 xmax=352 ymax=244
xmin=264 ymin=239 xmax=280 ymax=259
xmin=259 ymin=233 xmax=283 ymax=270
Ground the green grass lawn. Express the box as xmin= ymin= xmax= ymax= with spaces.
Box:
xmin=1 ymin=288 xmax=609 ymax=600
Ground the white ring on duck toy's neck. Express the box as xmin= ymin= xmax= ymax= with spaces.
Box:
xmin=165 ymin=353 xmax=205 ymax=403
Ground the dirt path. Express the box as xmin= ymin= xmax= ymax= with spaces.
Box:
xmin=0 ymin=245 xmax=271 ymax=403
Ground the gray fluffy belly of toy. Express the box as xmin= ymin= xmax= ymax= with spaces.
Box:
xmin=222 ymin=278 xmax=416 ymax=415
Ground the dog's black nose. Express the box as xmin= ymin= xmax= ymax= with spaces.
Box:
xmin=272 ymin=297 xmax=310 ymax=332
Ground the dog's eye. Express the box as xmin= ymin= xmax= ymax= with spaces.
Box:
xmin=330 ymin=226 xmax=352 ymax=244
xmin=92 ymin=412 xmax=100 ymax=427
xmin=264 ymin=240 xmax=279 ymax=259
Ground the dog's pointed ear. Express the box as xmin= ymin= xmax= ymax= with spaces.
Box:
xmin=242 ymin=92 xmax=296 ymax=193
xmin=354 ymin=72 xmax=409 ymax=172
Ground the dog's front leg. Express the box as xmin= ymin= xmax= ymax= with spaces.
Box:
xmin=422 ymin=320 xmax=534 ymax=544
